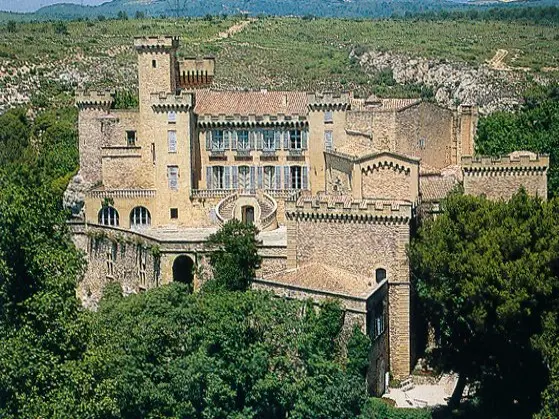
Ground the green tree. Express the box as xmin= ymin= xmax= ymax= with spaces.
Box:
xmin=117 ymin=10 xmax=128 ymax=20
xmin=205 ymin=219 xmax=262 ymax=291
xmin=112 ymin=90 xmax=139 ymax=110
xmin=6 ymin=20 xmax=16 ymax=33
xmin=53 ymin=21 xmax=69 ymax=35
xmin=410 ymin=191 xmax=559 ymax=416
xmin=533 ymin=312 xmax=559 ymax=419
xmin=0 ymin=108 xmax=32 ymax=166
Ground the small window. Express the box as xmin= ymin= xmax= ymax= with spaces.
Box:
xmin=170 ymin=208 xmax=179 ymax=219
xmin=324 ymin=110 xmax=333 ymax=123
xmin=212 ymin=166 xmax=225 ymax=189
xmin=168 ymin=130 xmax=177 ymax=153
xmin=373 ymin=301 xmax=385 ymax=339
xmin=151 ymin=143 xmax=156 ymax=164
xmin=106 ymin=243 xmax=116 ymax=278
xmin=263 ymin=130 xmax=275 ymax=151
xmin=324 ymin=130 xmax=333 ymax=150
xmin=290 ymin=130 xmax=302 ymax=149
xmin=168 ymin=111 xmax=177 ymax=123
xmin=98 ymin=206 xmax=119 ymax=226
xmin=237 ymin=130 xmax=250 ymax=150
xmin=290 ymin=166 xmax=302 ymax=189
xmin=126 ymin=130 xmax=136 ymax=146
xmin=238 ymin=166 xmax=251 ymax=190
xmin=152 ymin=59 xmax=157 ymax=68
xmin=168 ymin=166 xmax=179 ymax=190
xmin=212 ymin=130 xmax=225 ymax=150
xmin=263 ymin=166 xmax=275 ymax=189
xmin=419 ymin=138 xmax=426 ymax=149
xmin=375 ymin=268 xmax=387 ymax=283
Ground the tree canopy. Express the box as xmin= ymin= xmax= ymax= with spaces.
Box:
xmin=411 ymin=190 xmax=559 ymax=417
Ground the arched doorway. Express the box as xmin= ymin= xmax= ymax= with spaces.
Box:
xmin=172 ymin=255 xmax=194 ymax=288
xmin=242 ymin=205 xmax=255 ymax=225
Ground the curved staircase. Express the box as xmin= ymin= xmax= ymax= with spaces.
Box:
xmin=216 ymin=191 xmax=278 ymax=231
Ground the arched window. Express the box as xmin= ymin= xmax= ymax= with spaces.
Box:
xmin=375 ymin=268 xmax=387 ymax=283
xmin=130 ymin=206 xmax=151 ymax=228
xmin=98 ymin=206 xmax=119 ymax=226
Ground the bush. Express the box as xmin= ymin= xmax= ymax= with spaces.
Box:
xmin=359 ymin=398 xmax=432 ymax=419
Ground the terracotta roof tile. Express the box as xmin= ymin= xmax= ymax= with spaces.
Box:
xmin=420 ymin=175 xmax=458 ymax=202
xmin=194 ymin=90 xmax=308 ymax=116
xmin=264 ymin=263 xmax=378 ymax=298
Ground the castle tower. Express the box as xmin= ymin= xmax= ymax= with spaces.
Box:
xmin=75 ymin=90 xmax=115 ymax=185
xmin=134 ymin=36 xmax=179 ymax=110
xmin=458 ymin=104 xmax=478 ymax=159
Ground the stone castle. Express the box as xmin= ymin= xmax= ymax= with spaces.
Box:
xmin=70 ymin=36 xmax=549 ymax=396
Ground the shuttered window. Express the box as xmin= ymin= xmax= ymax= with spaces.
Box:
xmin=263 ymin=166 xmax=275 ymax=189
xmin=263 ymin=130 xmax=275 ymax=150
xmin=168 ymin=166 xmax=179 ymax=190
xmin=324 ymin=110 xmax=333 ymax=123
xmin=324 ymin=130 xmax=333 ymax=150
xmin=168 ymin=130 xmax=177 ymax=153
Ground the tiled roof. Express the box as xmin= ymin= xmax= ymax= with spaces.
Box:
xmin=420 ymin=175 xmax=458 ymax=202
xmin=264 ymin=263 xmax=378 ymax=298
xmin=194 ymin=90 xmax=308 ymax=116
xmin=335 ymin=141 xmax=376 ymax=158
xmin=378 ymin=98 xmax=421 ymax=111
xmin=419 ymin=163 xmax=441 ymax=175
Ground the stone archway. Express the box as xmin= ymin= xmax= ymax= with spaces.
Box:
xmin=172 ymin=255 xmax=194 ymax=288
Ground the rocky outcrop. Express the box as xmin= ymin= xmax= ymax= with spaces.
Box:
xmin=351 ymin=49 xmax=535 ymax=113
xmin=63 ymin=174 xmax=90 ymax=218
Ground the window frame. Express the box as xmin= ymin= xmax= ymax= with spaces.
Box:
xmin=262 ymin=130 xmax=275 ymax=151
xmin=212 ymin=166 xmax=225 ymax=189
xmin=126 ymin=130 xmax=136 ymax=147
xmin=98 ymin=206 xmax=119 ymax=226
xmin=290 ymin=166 xmax=302 ymax=189
xmin=130 ymin=206 xmax=151 ymax=228
xmin=263 ymin=166 xmax=275 ymax=189
xmin=324 ymin=110 xmax=334 ymax=123
xmin=290 ymin=129 xmax=302 ymax=150
xmin=212 ymin=130 xmax=225 ymax=150
xmin=237 ymin=130 xmax=250 ymax=150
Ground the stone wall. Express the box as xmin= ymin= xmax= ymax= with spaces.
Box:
xmin=361 ymin=165 xmax=412 ymax=201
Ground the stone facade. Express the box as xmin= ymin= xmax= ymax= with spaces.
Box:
xmin=72 ymin=36 xmax=550 ymax=392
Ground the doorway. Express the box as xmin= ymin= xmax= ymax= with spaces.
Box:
xmin=242 ymin=205 xmax=255 ymax=225
xmin=172 ymin=255 xmax=194 ymax=289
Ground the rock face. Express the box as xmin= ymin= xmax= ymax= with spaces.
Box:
xmin=63 ymin=174 xmax=89 ymax=218
xmin=351 ymin=49 xmax=534 ymax=114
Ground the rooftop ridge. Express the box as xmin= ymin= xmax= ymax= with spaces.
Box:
xmin=150 ymin=91 xmax=194 ymax=110
xmin=134 ymin=36 xmax=179 ymax=50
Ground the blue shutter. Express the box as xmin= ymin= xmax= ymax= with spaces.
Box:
xmin=250 ymin=166 xmax=256 ymax=190
xmin=206 ymin=166 xmax=212 ymax=189
xmin=283 ymin=131 xmax=289 ymax=150
xmin=302 ymin=130 xmax=308 ymax=150
xmin=302 ymin=166 xmax=309 ymax=190
xmin=205 ymin=131 xmax=211 ymax=150
xmin=224 ymin=166 xmax=231 ymax=189
xmin=232 ymin=166 xmax=239 ymax=189
xmin=274 ymin=131 xmax=281 ymax=150
xmin=257 ymin=166 xmax=263 ymax=189
xmin=257 ymin=130 xmax=263 ymax=150
xmin=275 ymin=166 xmax=281 ymax=189
xmin=284 ymin=166 xmax=290 ymax=189
xmin=231 ymin=131 xmax=238 ymax=150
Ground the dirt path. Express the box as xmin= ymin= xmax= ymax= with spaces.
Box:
xmin=211 ymin=19 xmax=254 ymax=41
xmin=487 ymin=48 xmax=509 ymax=70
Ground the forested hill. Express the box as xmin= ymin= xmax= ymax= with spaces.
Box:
xmin=5 ymin=0 xmax=557 ymax=21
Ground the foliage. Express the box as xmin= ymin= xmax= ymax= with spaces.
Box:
xmin=476 ymin=86 xmax=559 ymax=197
xmin=410 ymin=190 xmax=559 ymax=417
xmin=205 ymin=219 xmax=262 ymax=292
xmin=112 ymin=89 xmax=139 ymax=109
xmin=359 ymin=398 xmax=432 ymax=419
xmin=53 ymin=21 xmax=68 ymax=35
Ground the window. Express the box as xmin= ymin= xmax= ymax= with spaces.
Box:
xmin=168 ymin=111 xmax=177 ymax=123
xmin=290 ymin=166 xmax=302 ymax=189
xmin=106 ymin=244 xmax=116 ymax=278
xmin=151 ymin=143 xmax=156 ymax=164
xmin=168 ymin=166 xmax=179 ymax=190
xmin=152 ymin=59 xmax=157 ymax=68
xmin=170 ymin=208 xmax=178 ymax=219
xmin=263 ymin=166 xmax=275 ymax=189
xmin=324 ymin=130 xmax=333 ymax=150
xmin=130 ymin=206 xmax=151 ymax=228
xmin=418 ymin=138 xmax=426 ymax=149
xmin=237 ymin=130 xmax=250 ymax=150
xmin=168 ymin=130 xmax=177 ymax=153
xmin=212 ymin=166 xmax=225 ymax=189
xmin=290 ymin=129 xmax=302 ymax=149
xmin=126 ymin=130 xmax=136 ymax=146
xmin=373 ymin=301 xmax=385 ymax=339
xmin=137 ymin=249 xmax=147 ymax=289
xmin=263 ymin=130 xmax=275 ymax=151
xmin=98 ymin=206 xmax=119 ymax=226
xmin=375 ymin=268 xmax=387 ymax=283
xmin=238 ymin=166 xmax=251 ymax=190
xmin=324 ymin=110 xmax=333 ymax=123
xmin=212 ymin=130 xmax=225 ymax=150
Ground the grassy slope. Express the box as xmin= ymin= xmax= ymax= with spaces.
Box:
xmin=0 ymin=17 xmax=557 ymax=95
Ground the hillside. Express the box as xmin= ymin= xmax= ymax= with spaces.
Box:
xmin=0 ymin=16 xmax=557 ymax=113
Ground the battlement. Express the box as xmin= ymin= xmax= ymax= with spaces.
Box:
xmin=150 ymin=91 xmax=194 ymax=111
xmin=307 ymin=92 xmax=351 ymax=110
xmin=75 ymin=90 xmax=114 ymax=108
xmin=286 ymin=195 xmax=412 ymax=223
xmin=178 ymin=57 xmax=215 ymax=89
xmin=462 ymin=151 xmax=549 ymax=173
xmin=134 ymin=36 xmax=179 ymax=50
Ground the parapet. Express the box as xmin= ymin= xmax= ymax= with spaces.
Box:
xmin=134 ymin=36 xmax=179 ymax=51
xmin=307 ymin=92 xmax=351 ymax=110
xmin=462 ymin=151 xmax=549 ymax=174
xmin=75 ymin=90 xmax=114 ymax=108
xmin=178 ymin=57 xmax=215 ymax=89
xmin=286 ymin=194 xmax=412 ymax=224
xmin=150 ymin=91 xmax=194 ymax=111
